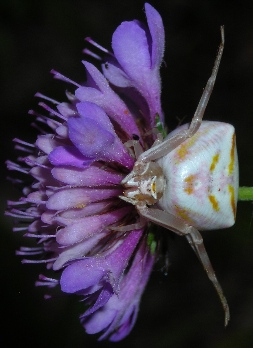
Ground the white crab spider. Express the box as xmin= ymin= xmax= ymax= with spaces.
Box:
xmin=120 ymin=27 xmax=239 ymax=326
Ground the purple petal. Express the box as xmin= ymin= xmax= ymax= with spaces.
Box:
xmin=46 ymin=187 xmax=122 ymax=210
xmin=145 ymin=3 xmax=165 ymax=69
xmin=57 ymin=102 xmax=76 ymax=118
xmin=51 ymin=165 xmax=124 ymax=186
xmin=101 ymin=59 xmax=131 ymax=88
xmin=56 ymin=201 xmax=114 ymax=221
xmin=25 ymin=191 xmax=46 ymax=204
xmin=111 ymin=4 xmax=164 ymax=124
xmin=75 ymin=62 xmax=141 ymax=138
xmin=28 ymin=220 xmax=42 ymax=233
xmin=77 ymin=101 xmax=114 ymax=131
xmin=68 ymin=110 xmax=115 ymax=156
xmin=49 ymin=146 xmax=94 ymax=168
xmin=60 ymin=229 xmax=143 ymax=293
xmin=106 ymin=305 xmax=138 ymax=342
xmin=84 ymin=304 xmax=117 ymax=334
xmin=42 ymin=201 xmax=114 ymax=226
xmin=99 ymin=238 xmax=155 ymax=341
xmin=35 ymin=134 xmax=61 ymax=155
xmin=112 ymin=20 xmax=151 ymax=83
xmin=56 ymin=207 xmax=131 ymax=245
xmin=30 ymin=165 xmax=58 ymax=186
xmin=68 ymin=102 xmax=134 ymax=168
xmin=53 ymin=231 xmax=109 ymax=270
xmin=55 ymin=124 xmax=68 ymax=137
xmin=83 ymin=284 xmax=114 ymax=317
xmin=61 ymin=259 xmax=106 ymax=293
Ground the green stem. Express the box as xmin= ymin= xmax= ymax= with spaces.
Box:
xmin=238 ymin=187 xmax=253 ymax=201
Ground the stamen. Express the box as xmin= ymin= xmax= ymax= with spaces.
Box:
xmin=84 ymin=37 xmax=111 ymax=54
xmin=35 ymin=92 xmax=60 ymax=105
xmin=14 ymin=145 xmax=34 ymax=153
xmin=30 ymin=122 xmax=47 ymax=135
xmin=22 ymin=197 xmax=47 ymax=205
xmin=24 ymin=157 xmax=50 ymax=169
xmin=6 ymin=177 xmax=24 ymax=185
xmin=13 ymin=226 xmax=28 ymax=232
xmin=29 ymin=110 xmax=62 ymax=132
xmin=19 ymin=246 xmax=43 ymax=251
xmin=16 ymin=246 xmax=44 ymax=256
xmin=22 ymin=257 xmax=57 ymax=264
xmin=82 ymin=49 xmax=102 ymax=61
xmin=7 ymin=200 xmax=27 ymax=206
xmin=13 ymin=138 xmax=35 ymax=148
xmin=38 ymin=102 xmax=67 ymax=121
xmin=38 ymin=274 xmax=58 ymax=282
xmin=16 ymin=249 xmax=44 ymax=256
xmin=24 ymin=233 xmax=56 ymax=239
xmin=35 ymin=274 xmax=58 ymax=288
xmin=6 ymin=160 xmax=29 ymax=174
xmin=51 ymin=69 xmax=81 ymax=88
xmin=29 ymin=109 xmax=49 ymax=123
xmin=7 ymin=208 xmax=40 ymax=219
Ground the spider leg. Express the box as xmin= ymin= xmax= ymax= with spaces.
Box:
xmin=137 ymin=203 xmax=229 ymax=326
xmin=151 ymin=132 xmax=164 ymax=146
xmin=187 ymin=26 xmax=224 ymax=136
xmin=124 ymin=130 xmax=163 ymax=160
xmin=138 ymin=26 xmax=224 ymax=163
xmin=185 ymin=229 xmax=230 ymax=327
xmin=109 ymin=216 xmax=146 ymax=232
xmin=124 ymin=139 xmax=143 ymax=159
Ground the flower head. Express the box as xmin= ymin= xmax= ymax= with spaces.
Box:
xmin=6 ymin=3 xmax=165 ymax=341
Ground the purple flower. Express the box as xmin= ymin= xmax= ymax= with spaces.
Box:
xmin=6 ymin=3 xmax=164 ymax=341
xmin=81 ymin=237 xmax=155 ymax=341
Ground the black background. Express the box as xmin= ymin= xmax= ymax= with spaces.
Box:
xmin=1 ymin=1 xmax=253 ymax=347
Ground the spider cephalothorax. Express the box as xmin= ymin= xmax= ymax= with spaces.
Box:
xmin=121 ymin=161 xmax=165 ymax=206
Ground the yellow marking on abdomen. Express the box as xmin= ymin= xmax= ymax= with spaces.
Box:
xmin=208 ymin=195 xmax=219 ymax=211
xmin=228 ymin=134 xmax=236 ymax=175
xmin=228 ymin=184 xmax=236 ymax=217
xmin=210 ymin=153 xmax=220 ymax=172
xmin=176 ymin=136 xmax=197 ymax=161
xmin=175 ymin=206 xmax=194 ymax=225
xmin=184 ymin=174 xmax=197 ymax=195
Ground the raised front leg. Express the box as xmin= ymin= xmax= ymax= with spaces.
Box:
xmin=137 ymin=203 xmax=230 ymax=326
xmin=139 ymin=26 xmax=225 ymax=163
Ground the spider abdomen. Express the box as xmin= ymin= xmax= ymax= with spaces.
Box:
xmin=157 ymin=121 xmax=239 ymax=230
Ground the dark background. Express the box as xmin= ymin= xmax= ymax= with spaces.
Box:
xmin=1 ymin=0 xmax=253 ymax=347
